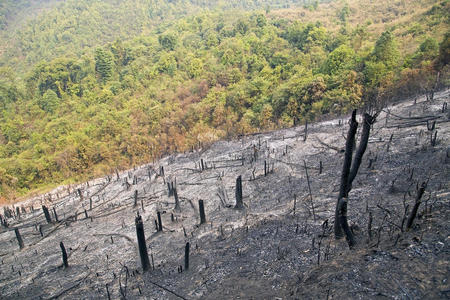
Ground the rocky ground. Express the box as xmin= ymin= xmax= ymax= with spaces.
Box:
xmin=1 ymin=90 xmax=449 ymax=299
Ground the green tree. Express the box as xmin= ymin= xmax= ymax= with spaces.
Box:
xmin=38 ymin=89 xmax=60 ymax=113
xmin=372 ymin=31 xmax=400 ymax=69
xmin=95 ymin=48 xmax=114 ymax=82
xmin=324 ymin=44 xmax=356 ymax=75
xmin=158 ymin=33 xmax=178 ymax=51
xmin=436 ymin=31 xmax=450 ymax=69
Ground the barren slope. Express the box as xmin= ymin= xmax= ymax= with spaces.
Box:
xmin=0 ymin=90 xmax=449 ymax=299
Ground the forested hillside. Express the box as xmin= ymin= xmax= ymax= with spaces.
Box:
xmin=0 ymin=0 xmax=449 ymax=202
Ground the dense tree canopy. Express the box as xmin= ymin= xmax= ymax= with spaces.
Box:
xmin=0 ymin=0 xmax=448 ymax=201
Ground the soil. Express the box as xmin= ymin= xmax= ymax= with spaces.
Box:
xmin=1 ymin=90 xmax=449 ymax=299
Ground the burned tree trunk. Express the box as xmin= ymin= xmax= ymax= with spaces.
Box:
xmin=15 ymin=228 xmax=24 ymax=249
xmin=135 ymin=215 xmax=151 ymax=271
xmin=60 ymin=242 xmax=68 ymax=268
xmin=53 ymin=207 xmax=58 ymax=222
xmin=348 ymin=113 xmax=374 ymax=191
xmin=303 ymin=160 xmax=316 ymax=221
xmin=184 ymin=242 xmax=190 ymax=271
xmin=174 ymin=188 xmax=180 ymax=211
xmin=334 ymin=110 xmax=358 ymax=240
xmin=304 ymin=121 xmax=308 ymax=142
xmin=199 ymin=200 xmax=206 ymax=225
xmin=406 ymin=182 xmax=427 ymax=230
xmin=337 ymin=198 xmax=355 ymax=248
xmin=42 ymin=205 xmax=52 ymax=224
xmin=157 ymin=212 xmax=163 ymax=232
xmin=235 ymin=176 xmax=244 ymax=209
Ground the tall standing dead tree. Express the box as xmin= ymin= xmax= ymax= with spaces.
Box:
xmin=15 ymin=228 xmax=24 ymax=249
xmin=235 ymin=176 xmax=243 ymax=209
xmin=334 ymin=110 xmax=375 ymax=247
xmin=135 ymin=215 xmax=151 ymax=271
xmin=406 ymin=182 xmax=427 ymax=230
xmin=42 ymin=205 xmax=52 ymax=224
xmin=199 ymin=200 xmax=206 ymax=224
xmin=60 ymin=242 xmax=68 ymax=268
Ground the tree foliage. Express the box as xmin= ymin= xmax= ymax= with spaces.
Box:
xmin=0 ymin=0 xmax=448 ymax=200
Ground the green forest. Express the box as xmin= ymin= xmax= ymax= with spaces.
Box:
xmin=0 ymin=0 xmax=449 ymax=202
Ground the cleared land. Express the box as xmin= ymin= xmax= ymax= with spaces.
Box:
xmin=1 ymin=90 xmax=449 ymax=299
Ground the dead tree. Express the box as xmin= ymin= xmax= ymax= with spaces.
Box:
xmin=184 ymin=242 xmax=190 ymax=271
xmin=199 ymin=200 xmax=206 ymax=225
xmin=304 ymin=121 xmax=308 ymax=142
xmin=303 ymin=160 xmax=316 ymax=221
xmin=60 ymin=242 xmax=68 ymax=268
xmin=135 ymin=215 xmax=151 ymax=271
xmin=53 ymin=207 xmax=58 ymax=222
xmin=347 ymin=113 xmax=375 ymax=191
xmin=15 ymin=228 xmax=24 ymax=249
xmin=174 ymin=188 xmax=180 ymax=211
xmin=157 ymin=212 xmax=163 ymax=232
xmin=334 ymin=110 xmax=358 ymax=241
xmin=134 ymin=190 xmax=138 ymax=207
xmin=235 ymin=176 xmax=244 ymax=209
xmin=42 ymin=205 xmax=52 ymax=224
xmin=406 ymin=182 xmax=427 ymax=230
xmin=334 ymin=110 xmax=375 ymax=247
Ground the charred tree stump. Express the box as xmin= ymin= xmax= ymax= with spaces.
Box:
xmin=430 ymin=131 xmax=438 ymax=146
xmin=293 ymin=194 xmax=297 ymax=215
xmin=135 ymin=215 xmax=151 ymax=271
xmin=167 ymin=182 xmax=173 ymax=196
xmin=406 ymin=182 xmax=427 ymax=230
xmin=199 ymin=200 xmax=206 ymax=225
xmin=184 ymin=242 xmax=190 ymax=271
xmin=235 ymin=176 xmax=244 ymax=209
xmin=304 ymin=121 xmax=308 ymax=142
xmin=334 ymin=110 xmax=358 ymax=240
xmin=174 ymin=188 xmax=180 ymax=211
xmin=53 ymin=207 xmax=58 ymax=222
xmin=134 ymin=190 xmax=138 ymax=207
xmin=42 ymin=205 xmax=52 ymax=224
xmin=157 ymin=212 xmax=163 ymax=232
xmin=60 ymin=242 xmax=68 ymax=268
xmin=303 ymin=160 xmax=316 ymax=221
xmin=319 ymin=161 xmax=323 ymax=175
xmin=264 ymin=160 xmax=267 ymax=176
xmin=201 ymin=159 xmax=205 ymax=171
xmin=15 ymin=228 xmax=24 ymax=249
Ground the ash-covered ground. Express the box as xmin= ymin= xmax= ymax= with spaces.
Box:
xmin=1 ymin=91 xmax=449 ymax=299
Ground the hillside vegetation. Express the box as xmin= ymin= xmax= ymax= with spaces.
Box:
xmin=0 ymin=0 xmax=449 ymax=202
